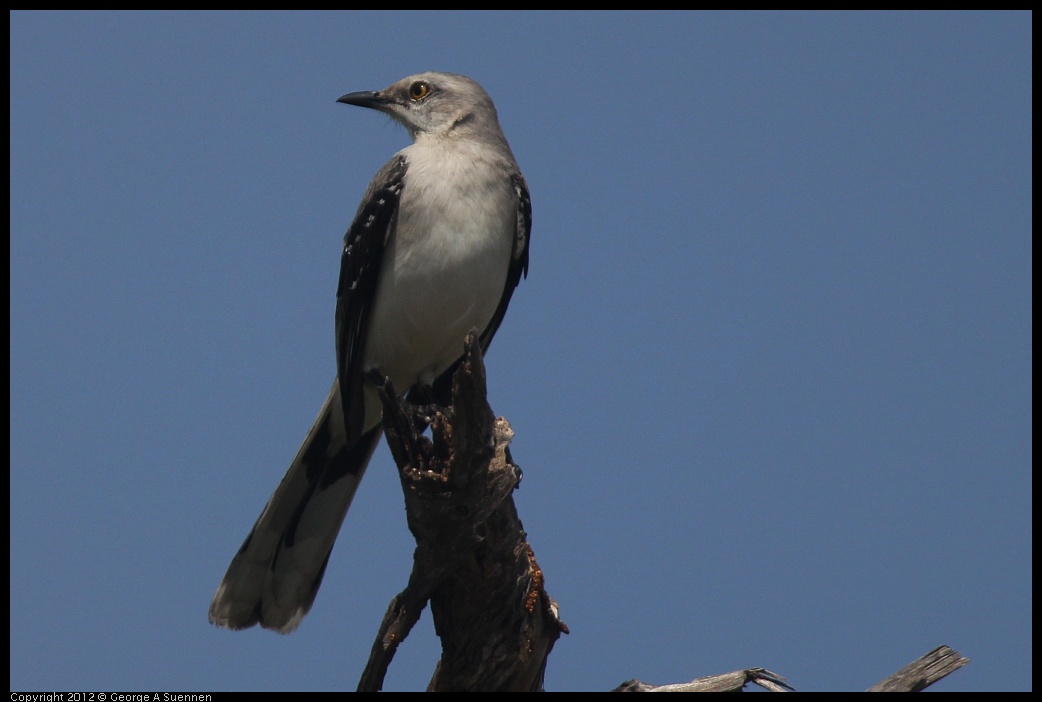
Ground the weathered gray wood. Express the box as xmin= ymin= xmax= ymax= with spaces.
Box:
xmin=614 ymin=645 xmax=967 ymax=692
xmin=615 ymin=668 xmax=794 ymax=692
xmin=866 ymin=645 xmax=969 ymax=692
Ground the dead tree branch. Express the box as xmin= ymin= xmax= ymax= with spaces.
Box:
xmin=614 ymin=668 xmax=795 ymax=692
xmin=866 ymin=645 xmax=969 ymax=692
xmin=352 ymin=333 xmax=966 ymax=693
xmin=614 ymin=645 xmax=968 ymax=692
xmin=357 ymin=331 xmax=567 ymax=692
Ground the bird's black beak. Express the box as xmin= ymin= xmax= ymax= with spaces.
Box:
xmin=336 ymin=90 xmax=388 ymax=109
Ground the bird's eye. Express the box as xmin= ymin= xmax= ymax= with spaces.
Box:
xmin=409 ymin=82 xmax=429 ymax=100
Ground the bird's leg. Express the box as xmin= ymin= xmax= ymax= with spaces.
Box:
xmin=366 ymin=370 xmax=443 ymax=435
xmin=366 ymin=368 xmax=394 ymax=396
xmin=405 ymin=385 xmax=443 ymax=435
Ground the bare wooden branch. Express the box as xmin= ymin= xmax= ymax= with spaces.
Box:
xmin=866 ymin=645 xmax=969 ymax=692
xmin=614 ymin=668 xmax=794 ymax=692
xmin=353 ymin=334 xmax=966 ymax=693
xmin=614 ymin=645 xmax=967 ymax=692
xmin=357 ymin=331 xmax=567 ymax=692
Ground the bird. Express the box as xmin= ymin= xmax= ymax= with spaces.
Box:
xmin=208 ymin=72 xmax=531 ymax=634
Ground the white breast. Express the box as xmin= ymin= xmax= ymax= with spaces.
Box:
xmin=360 ymin=141 xmax=516 ymax=403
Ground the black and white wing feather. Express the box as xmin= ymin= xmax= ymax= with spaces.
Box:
xmin=334 ymin=155 xmax=407 ymax=444
xmin=478 ymin=171 xmax=531 ymax=352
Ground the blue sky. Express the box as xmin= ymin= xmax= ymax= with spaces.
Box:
xmin=9 ymin=11 xmax=1031 ymax=692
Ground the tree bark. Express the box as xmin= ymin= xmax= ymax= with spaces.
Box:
xmin=357 ymin=332 xmax=567 ymax=692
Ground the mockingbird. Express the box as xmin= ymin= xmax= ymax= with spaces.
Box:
xmin=209 ymin=72 xmax=531 ymax=633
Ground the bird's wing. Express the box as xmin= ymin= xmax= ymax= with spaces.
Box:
xmin=335 ymin=154 xmax=408 ymax=443
xmin=478 ymin=171 xmax=531 ymax=352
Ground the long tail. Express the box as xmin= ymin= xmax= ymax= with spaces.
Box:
xmin=209 ymin=382 xmax=381 ymax=633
